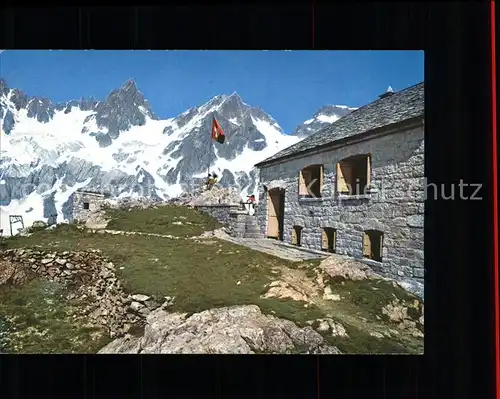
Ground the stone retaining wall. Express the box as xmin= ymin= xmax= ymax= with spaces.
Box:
xmin=0 ymin=248 xmax=142 ymax=338
xmin=194 ymin=204 xmax=243 ymax=226
xmin=227 ymin=210 xmax=248 ymax=238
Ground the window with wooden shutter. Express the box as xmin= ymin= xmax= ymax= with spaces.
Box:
xmin=292 ymin=226 xmax=302 ymax=246
xmin=379 ymin=233 xmax=384 ymax=259
xmin=321 ymin=229 xmax=328 ymax=251
xmin=291 ymin=227 xmax=297 ymax=245
xmin=337 ymin=163 xmax=348 ymax=193
xmin=319 ymin=165 xmax=324 ymax=194
xmin=366 ymin=155 xmax=371 ymax=192
xmin=322 ymin=227 xmax=336 ymax=253
xmin=299 ymin=171 xmax=308 ymax=196
xmin=302 ymin=169 xmax=312 ymax=194
xmin=299 ymin=165 xmax=323 ymax=198
xmin=363 ymin=232 xmax=371 ymax=257
xmin=363 ymin=230 xmax=384 ymax=261
xmin=337 ymin=155 xmax=371 ymax=196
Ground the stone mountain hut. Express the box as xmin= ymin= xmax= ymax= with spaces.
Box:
xmin=67 ymin=189 xmax=109 ymax=222
xmin=254 ymin=82 xmax=425 ymax=286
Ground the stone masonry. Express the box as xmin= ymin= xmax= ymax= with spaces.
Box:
xmin=69 ymin=190 xmax=107 ymax=222
xmin=256 ymin=124 xmax=424 ymax=286
xmin=194 ymin=204 xmax=242 ymax=226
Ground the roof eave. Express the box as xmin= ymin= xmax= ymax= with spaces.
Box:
xmin=254 ymin=114 xmax=424 ymax=169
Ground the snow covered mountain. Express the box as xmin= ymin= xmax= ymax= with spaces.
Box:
xmin=292 ymin=105 xmax=357 ymax=138
xmin=0 ymin=78 xmax=353 ymax=232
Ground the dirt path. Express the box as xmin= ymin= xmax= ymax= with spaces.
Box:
xmin=213 ymin=234 xmax=327 ymax=262
xmin=90 ymin=226 xmax=327 ymax=262
xmin=92 ymin=229 xmax=182 ymax=239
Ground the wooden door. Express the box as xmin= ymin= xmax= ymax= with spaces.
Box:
xmin=267 ymin=190 xmax=280 ymax=238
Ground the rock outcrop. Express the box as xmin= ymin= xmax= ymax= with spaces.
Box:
xmin=98 ymin=305 xmax=341 ymax=354
xmin=319 ymin=255 xmax=381 ymax=281
xmin=167 ymin=186 xmax=242 ymax=207
xmin=112 ymin=196 xmax=164 ymax=210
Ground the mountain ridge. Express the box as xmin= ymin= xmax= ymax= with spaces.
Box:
xmin=0 ymin=78 xmax=354 ymax=232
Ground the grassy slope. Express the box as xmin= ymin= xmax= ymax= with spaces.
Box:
xmin=0 ymin=205 xmax=422 ymax=354
xmin=0 ymin=279 xmax=110 ymax=353
xmin=104 ymin=205 xmax=221 ymax=236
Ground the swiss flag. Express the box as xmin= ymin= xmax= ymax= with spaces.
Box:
xmin=211 ymin=117 xmax=226 ymax=144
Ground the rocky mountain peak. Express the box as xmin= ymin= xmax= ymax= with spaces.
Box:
xmin=0 ymin=78 xmax=8 ymax=96
xmin=293 ymin=104 xmax=354 ymax=138
xmin=222 ymin=91 xmax=244 ymax=109
xmin=1 ymin=79 xmax=354 ymax=230
xmin=81 ymin=79 xmax=159 ymax=144
xmin=121 ymin=79 xmax=138 ymax=92
xmin=26 ymin=96 xmax=55 ymax=123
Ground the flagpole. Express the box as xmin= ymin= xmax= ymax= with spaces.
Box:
xmin=208 ymin=118 xmax=213 ymax=178
xmin=208 ymin=140 xmax=212 ymax=177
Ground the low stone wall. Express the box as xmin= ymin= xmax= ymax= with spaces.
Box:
xmin=194 ymin=204 xmax=242 ymax=226
xmin=0 ymin=248 xmax=142 ymax=338
xmin=227 ymin=210 xmax=248 ymax=238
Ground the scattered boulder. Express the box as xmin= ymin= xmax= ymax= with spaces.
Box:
xmin=32 ymin=220 xmax=47 ymax=229
xmin=320 ymin=255 xmax=381 ymax=281
xmin=131 ymin=294 xmax=150 ymax=303
xmin=161 ymin=296 xmax=175 ymax=308
xmin=98 ymin=305 xmax=341 ymax=354
xmin=113 ymin=197 xmax=163 ymax=210
xmin=382 ymin=300 xmax=407 ymax=323
xmin=313 ymin=318 xmax=349 ymax=337
xmin=261 ymin=280 xmax=310 ymax=302
xmin=167 ymin=186 xmax=242 ymax=207
xmin=381 ymin=298 xmax=424 ymax=337
xmin=369 ymin=331 xmax=385 ymax=339
xmin=322 ymin=286 xmax=341 ymax=301
xmin=129 ymin=301 xmax=144 ymax=312
xmin=190 ymin=227 xmax=231 ymax=241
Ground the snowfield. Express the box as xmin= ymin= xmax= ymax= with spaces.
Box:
xmin=0 ymin=79 xmax=353 ymax=234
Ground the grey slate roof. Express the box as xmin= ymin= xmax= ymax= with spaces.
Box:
xmin=76 ymin=189 xmax=109 ymax=197
xmin=256 ymin=82 xmax=424 ymax=167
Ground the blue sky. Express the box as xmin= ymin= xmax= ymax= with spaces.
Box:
xmin=0 ymin=50 xmax=424 ymax=133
